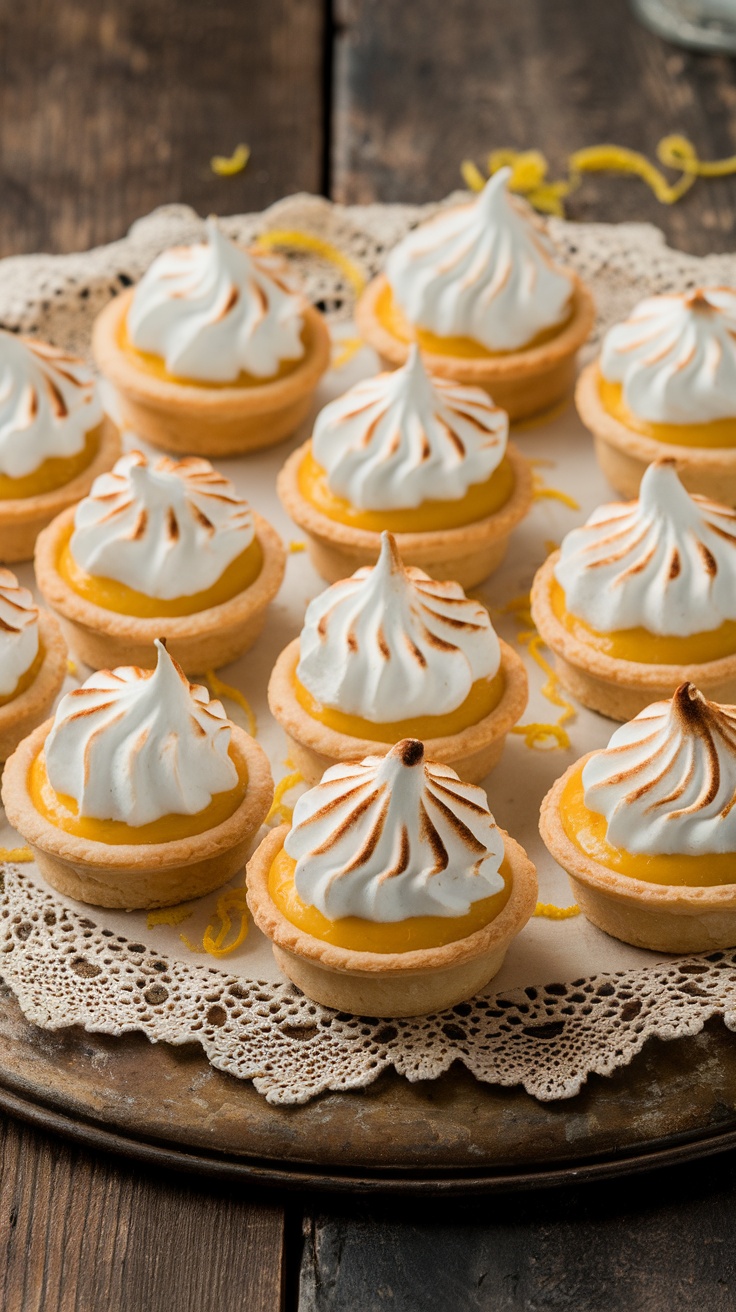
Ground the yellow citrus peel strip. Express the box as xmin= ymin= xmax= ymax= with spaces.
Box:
xmin=147 ymin=904 xmax=194 ymax=930
xmin=202 ymin=888 xmax=250 ymax=957
xmin=205 ymin=670 xmax=257 ymax=739
xmin=255 ymin=230 xmax=366 ymax=296
xmin=66 ymin=658 xmax=78 ymax=676
xmin=210 ymin=143 xmax=250 ymax=177
xmin=289 ymin=540 xmax=306 ymax=553
xmin=0 ymin=846 xmax=33 ymax=862
xmin=531 ymin=468 xmax=580 ymax=512
xmin=534 ymin=901 xmax=581 ymax=920
xmin=497 ymin=594 xmax=576 ymax=750
xmin=266 ymin=770 xmax=305 ymax=826
xmin=180 ymin=932 xmax=205 ymax=954
xmin=332 ymin=336 xmax=364 ymax=369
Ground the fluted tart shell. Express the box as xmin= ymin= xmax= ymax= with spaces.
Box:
xmin=246 ymin=824 xmax=537 ymax=1017
xmin=0 ymin=611 xmax=67 ymax=764
xmin=92 ymin=288 xmax=332 ymax=458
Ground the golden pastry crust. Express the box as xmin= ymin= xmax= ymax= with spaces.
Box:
xmin=576 ymin=360 xmax=736 ymax=505
xmin=355 ymin=273 xmax=596 ymax=422
xmin=92 ymin=289 xmax=331 ymax=458
xmin=277 ymin=439 xmax=533 ymax=588
xmin=531 ymin=552 xmax=736 ymax=722
xmin=540 ymin=754 xmax=736 ymax=952
xmin=34 ymin=506 xmax=286 ymax=674
xmin=2 ymin=722 xmax=274 ymax=910
xmin=0 ymin=416 xmax=121 ymax=563
xmin=246 ymin=824 xmax=537 ymax=1017
xmin=0 ymin=611 xmax=67 ymax=763
xmin=268 ymin=637 xmax=528 ymax=784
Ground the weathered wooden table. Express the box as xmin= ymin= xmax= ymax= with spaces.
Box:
xmin=2 ymin=1 xmax=736 ymax=1307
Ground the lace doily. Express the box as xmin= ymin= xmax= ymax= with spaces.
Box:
xmin=2 ymin=193 xmax=736 ymax=1108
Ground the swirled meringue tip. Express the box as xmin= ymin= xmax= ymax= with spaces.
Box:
xmin=0 ymin=331 xmax=103 ymax=480
xmin=44 ymin=638 xmax=238 ymax=827
xmin=554 ymin=458 xmax=736 ymax=637
xmin=384 ymin=167 xmax=574 ymax=352
xmin=297 ymin=530 xmax=501 ymax=720
xmin=600 ymin=286 xmax=736 ymax=424
xmin=0 ymin=566 xmax=39 ymax=697
xmin=283 ymin=737 xmax=506 ymax=922
xmin=311 ymin=344 xmax=509 ymax=510
xmin=581 ymin=682 xmax=736 ymax=856
xmin=126 ymin=216 xmax=306 ymax=383
xmin=70 ymin=449 xmax=255 ymax=600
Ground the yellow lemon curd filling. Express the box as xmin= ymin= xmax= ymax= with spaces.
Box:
xmin=0 ymin=645 xmax=44 ymax=708
xmin=29 ymin=746 xmax=247 ymax=844
xmin=376 ymin=281 xmax=571 ymax=360
xmin=0 ymin=426 xmax=101 ymax=501
xmin=298 ymin=446 xmax=515 ymax=533
xmin=599 ymin=375 xmax=736 ymax=449
xmin=268 ymin=847 xmax=512 ymax=951
xmin=293 ymin=669 xmax=506 ymax=742
xmin=561 ymin=764 xmax=736 ymax=887
xmin=57 ymin=524 xmax=263 ymax=618
xmin=119 ymin=317 xmax=304 ymax=390
xmin=551 ymin=578 xmax=736 ymax=665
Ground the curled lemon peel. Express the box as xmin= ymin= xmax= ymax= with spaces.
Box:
xmin=210 ymin=143 xmax=250 ymax=177
xmin=266 ymin=770 xmax=304 ymax=826
xmin=180 ymin=932 xmax=205 ymax=954
xmin=532 ymin=468 xmax=580 ymax=512
xmin=255 ymin=229 xmax=366 ymax=296
xmin=66 ymin=658 xmax=78 ymax=676
xmin=205 ymin=670 xmax=257 ymax=739
xmin=332 ymin=335 xmax=364 ymax=369
xmin=147 ymin=904 xmax=194 ymax=930
xmin=499 ymin=594 xmax=576 ymax=751
xmin=202 ymin=888 xmax=249 ymax=958
xmin=289 ymin=540 xmax=306 ymax=554
xmin=534 ymin=901 xmax=581 ymax=919
xmin=0 ymin=846 xmax=33 ymax=862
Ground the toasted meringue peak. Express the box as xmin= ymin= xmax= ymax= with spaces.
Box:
xmin=582 ymin=683 xmax=736 ymax=856
xmin=285 ymin=739 xmax=505 ymax=922
xmin=311 ymin=345 xmax=508 ymax=510
xmin=45 ymin=639 xmax=238 ymax=826
xmin=0 ymin=567 xmax=39 ymax=697
xmin=384 ymin=168 xmax=574 ymax=352
xmin=554 ymin=460 xmax=736 ymax=637
xmin=127 ymin=217 xmax=305 ymax=382
xmin=70 ymin=450 xmax=255 ymax=600
xmin=297 ymin=532 xmax=501 ymax=720
xmin=0 ymin=331 xmax=103 ymax=480
xmin=600 ymin=287 xmax=736 ymax=424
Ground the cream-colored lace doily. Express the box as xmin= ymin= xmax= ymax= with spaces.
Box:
xmin=2 ymin=194 xmax=736 ymax=1108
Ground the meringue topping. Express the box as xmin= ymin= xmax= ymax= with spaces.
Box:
xmin=285 ymin=739 xmax=506 ymax=921
xmin=44 ymin=640 xmax=238 ymax=826
xmin=297 ymin=532 xmax=501 ymax=720
xmin=384 ymin=168 xmax=574 ymax=352
xmin=554 ymin=460 xmax=736 ymax=637
xmin=600 ymin=287 xmax=736 ymax=424
xmin=582 ymin=683 xmax=736 ymax=856
xmin=0 ymin=568 xmax=39 ymax=697
xmin=70 ymin=450 xmax=255 ymax=600
xmin=127 ymin=218 xmax=305 ymax=382
xmin=0 ymin=331 xmax=103 ymax=479
xmin=311 ymin=345 xmax=508 ymax=510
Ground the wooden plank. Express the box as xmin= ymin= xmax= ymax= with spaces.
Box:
xmin=0 ymin=0 xmax=326 ymax=258
xmin=332 ymin=0 xmax=736 ymax=254
xmin=0 ymin=1115 xmax=286 ymax=1312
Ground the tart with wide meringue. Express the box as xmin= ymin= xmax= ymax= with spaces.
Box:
xmin=34 ymin=450 xmax=285 ymax=673
xmin=277 ymin=346 xmax=532 ymax=587
xmin=92 ymin=219 xmax=330 ymax=457
xmin=355 ymin=168 xmax=595 ymax=421
xmin=0 ymin=331 xmax=121 ymax=561
xmin=268 ymin=532 xmax=528 ymax=783
xmin=540 ymin=682 xmax=736 ymax=952
xmin=2 ymin=640 xmax=273 ymax=909
xmin=0 ymin=569 xmax=66 ymax=764
xmin=247 ymin=739 xmax=537 ymax=1016
xmin=577 ymin=288 xmax=736 ymax=504
xmin=531 ymin=460 xmax=736 ymax=721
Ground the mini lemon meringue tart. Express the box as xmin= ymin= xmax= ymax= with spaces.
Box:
xmin=2 ymin=640 xmax=273 ymax=909
xmin=540 ymin=682 xmax=736 ymax=952
xmin=0 ymin=331 xmax=121 ymax=562
xmin=577 ymin=288 xmax=736 ymax=505
xmin=34 ymin=450 xmax=285 ymax=674
xmin=269 ymin=532 xmax=528 ymax=783
xmin=247 ymin=739 xmax=537 ymax=1016
xmin=0 ymin=569 xmax=66 ymax=763
xmin=92 ymin=219 xmax=331 ymax=457
xmin=277 ymin=346 xmax=532 ymax=587
xmin=531 ymin=460 xmax=736 ymax=722
xmin=355 ymin=168 xmax=595 ymax=421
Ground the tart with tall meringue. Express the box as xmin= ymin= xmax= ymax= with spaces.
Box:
xmin=2 ymin=640 xmax=273 ymax=909
xmin=277 ymin=346 xmax=532 ymax=586
xmin=0 ymin=331 xmax=121 ymax=561
xmin=531 ymin=460 xmax=736 ymax=721
xmin=355 ymin=168 xmax=595 ymax=421
xmin=577 ymin=288 xmax=736 ymax=504
xmin=268 ymin=532 xmax=528 ymax=783
xmin=540 ymin=682 xmax=736 ymax=952
xmin=92 ymin=219 xmax=330 ymax=457
xmin=0 ymin=569 xmax=66 ymax=763
xmin=34 ymin=449 xmax=285 ymax=674
xmin=247 ymin=739 xmax=537 ymax=1016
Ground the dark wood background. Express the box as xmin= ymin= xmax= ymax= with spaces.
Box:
xmin=2 ymin=0 xmax=736 ymax=1307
